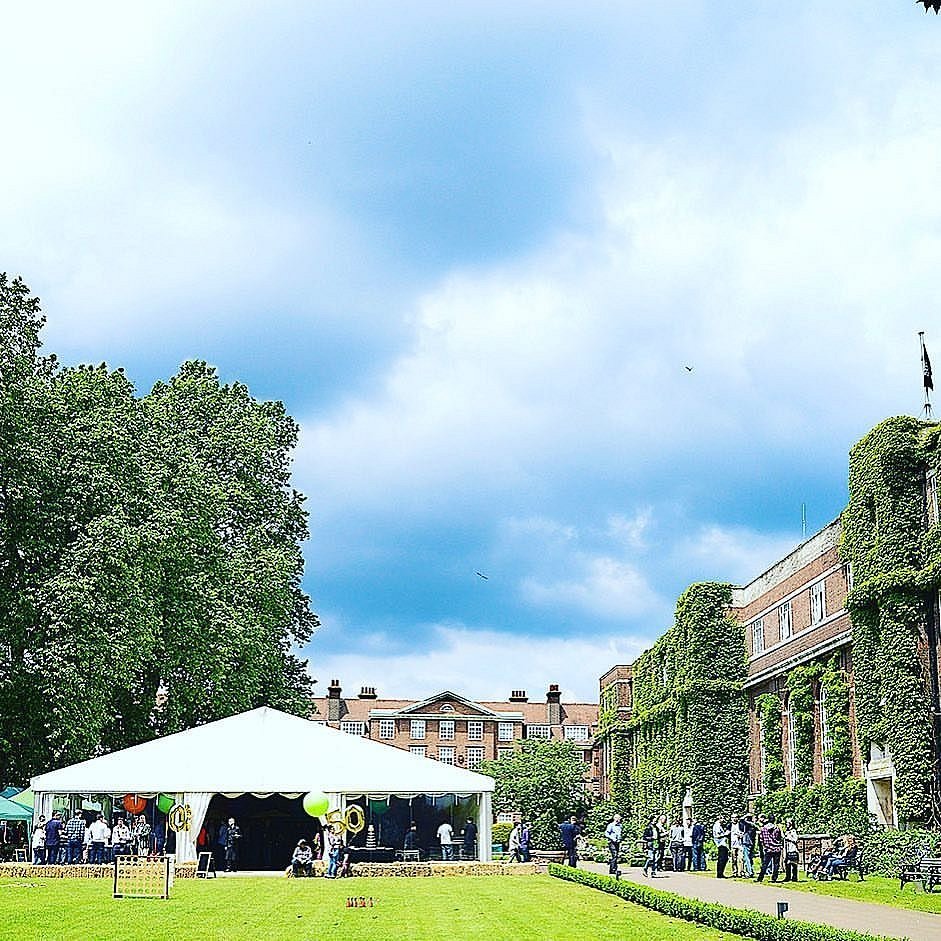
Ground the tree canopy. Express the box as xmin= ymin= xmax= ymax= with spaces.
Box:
xmin=480 ymin=738 xmax=590 ymax=824
xmin=0 ymin=275 xmax=318 ymax=784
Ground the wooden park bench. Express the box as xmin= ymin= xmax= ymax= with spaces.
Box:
xmin=900 ymin=855 xmax=941 ymax=892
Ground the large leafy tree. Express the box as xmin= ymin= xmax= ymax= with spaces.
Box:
xmin=0 ymin=276 xmax=318 ymax=784
xmin=480 ymin=739 xmax=590 ymax=824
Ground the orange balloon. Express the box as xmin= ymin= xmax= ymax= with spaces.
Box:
xmin=123 ymin=794 xmax=147 ymax=814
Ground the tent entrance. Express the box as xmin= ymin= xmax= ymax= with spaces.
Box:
xmin=204 ymin=794 xmax=322 ymax=871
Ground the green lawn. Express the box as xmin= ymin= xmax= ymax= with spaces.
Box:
xmin=0 ymin=874 xmax=744 ymax=941
xmin=742 ymin=872 xmax=941 ymax=916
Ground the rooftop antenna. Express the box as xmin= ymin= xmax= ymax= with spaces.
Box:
xmin=801 ymin=503 xmax=806 ymax=540
xmin=920 ymin=331 xmax=933 ymax=420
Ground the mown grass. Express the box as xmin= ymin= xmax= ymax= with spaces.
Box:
xmin=0 ymin=874 xmax=745 ymax=941
xmin=748 ymin=873 xmax=941 ymax=916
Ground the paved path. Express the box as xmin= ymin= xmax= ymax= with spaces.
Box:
xmin=581 ymin=863 xmax=941 ymax=940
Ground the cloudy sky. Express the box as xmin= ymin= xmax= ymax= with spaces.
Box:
xmin=3 ymin=2 xmax=939 ymax=702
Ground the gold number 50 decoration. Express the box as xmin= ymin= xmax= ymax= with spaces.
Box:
xmin=324 ymin=805 xmax=365 ymax=835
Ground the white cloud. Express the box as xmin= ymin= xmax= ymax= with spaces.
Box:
xmin=296 ymin=73 xmax=941 ymax=525
xmin=521 ymin=557 xmax=663 ymax=622
xmin=675 ymin=525 xmax=803 ymax=587
xmin=305 ymin=624 xmax=648 ymax=703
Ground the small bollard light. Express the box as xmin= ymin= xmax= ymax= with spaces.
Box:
xmin=776 ymin=901 xmax=789 ymax=920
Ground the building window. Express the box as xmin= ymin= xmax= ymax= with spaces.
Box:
xmin=929 ymin=470 xmax=939 ymax=525
xmin=439 ymin=720 xmax=454 ymax=740
xmin=440 ymin=703 xmax=454 ymax=712
xmin=467 ymin=720 xmax=484 ymax=740
xmin=340 ymin=721 xmax=365 ymax=736
xmin=526 ymin=725 xmax=552 ymax=739
xmin=844 ymin=562 xmax=853 ymax=592
xmin=820 ymin=685 xmax=834 ymax=779
xmin=751 ymin=618 xmax=765 ymax=656
xmin=410 ymin=719 xmax=426 ymax=740
xmin=378 ymin=719 xmax=395 ymax=740
xmin=466 ymin=746 xmax=484 ymax=770
xmin=496 ymin=812 xmax=515 ymax=824
xmin=810 ymin=580 xmax=826 ymax=624
xmin=497 ymin=747 xmax=513 ymax=759
xmin=498 ymin=722 xmax=514 ymax=741
xmin=438 ymin=746 xmax=455 ymax=765
xmin=410 ymin=746 xmax=426 ymax=758
xmin=778 ymin=601 xmax=792 ymax=642
xmin=564 ymin=725 xmax=590 ymax=741
xmin=786 ymin=705 xmax=797 ymax=786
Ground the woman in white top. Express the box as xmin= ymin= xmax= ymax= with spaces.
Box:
xmin=783 ymin=818 xmax=800 ymax=882
xmin=729 ymin=814 xmax=744 ymax=877
xmin=31 ymin=819 xmax=46 ymax=865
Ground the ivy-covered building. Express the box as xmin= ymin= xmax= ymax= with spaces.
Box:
xmin=597 ymin=583 xmax=750 ymax=832
xmin=600 ymin=415 xmax=941 ymax=831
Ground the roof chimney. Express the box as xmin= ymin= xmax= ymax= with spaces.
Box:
xmin=327 ymin=679 xmax=342 ymax=721
xmin=359 ymin=686 xmax=377 ymax=699
xmin=509 ymin=689 xmax=528 ymax=702
xmin=546 ymin=683 xmax=561 ymax=725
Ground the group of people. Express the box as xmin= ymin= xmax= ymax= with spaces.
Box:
xmin=31 ymin=809 xmax=153 ymax=865
xmin=289 ymin=829 xmax=350 ymax=878
xmin=810 ymin=834 xmax=859 ymax=880
xmin=641 ymin=812 xmax=801 ymax=882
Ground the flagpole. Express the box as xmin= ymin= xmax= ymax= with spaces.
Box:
xmin=920 ymin=331 xmax=933 ymax=419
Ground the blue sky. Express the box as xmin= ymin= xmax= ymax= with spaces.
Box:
xmin=3 ymin=2 xmax=940 ymax=701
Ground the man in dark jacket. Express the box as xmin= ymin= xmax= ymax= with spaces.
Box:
xmin=44 ymin=812 xmax=64 ymax=865
xmin=462 ymin=819 xmax=477 ymax=860
xmin=559 ymin=816 xmax=579 ymax=868
xmin=691 ymin=819 xmax=706 ymax=871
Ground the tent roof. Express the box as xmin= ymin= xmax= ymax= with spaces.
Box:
xmin=0 ymin=794 xmax=32 ymax=821
xmin=31 ymin=707 xmax=494 ymax=795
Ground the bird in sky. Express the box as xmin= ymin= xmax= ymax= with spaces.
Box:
xmin=684 ymin=365 xmax=693 ymax=372
xmin=475 ymin=571 xmax=489 ymax=580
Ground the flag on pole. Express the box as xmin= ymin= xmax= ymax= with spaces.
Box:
xmin=924 ymin=342 xmax=934 ymax=392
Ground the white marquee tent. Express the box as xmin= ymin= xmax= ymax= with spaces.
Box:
xmin=31 ymin=707 xmax=495 ymax=863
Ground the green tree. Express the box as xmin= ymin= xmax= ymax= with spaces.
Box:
xmin=480 ymin=739 xmax=590 ymax=829
xmin=0 ymin=277 xmax=318 ymax=784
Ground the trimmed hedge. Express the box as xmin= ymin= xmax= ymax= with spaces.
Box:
xmin=547 ymin=865 xmax=906 ymax=941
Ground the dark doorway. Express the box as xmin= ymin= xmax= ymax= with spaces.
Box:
xmin=204 ymin=794 xmax=322 ymax=871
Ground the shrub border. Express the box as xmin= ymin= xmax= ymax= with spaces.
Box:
xmin=547 ymin=865 xmax=906 ymax=941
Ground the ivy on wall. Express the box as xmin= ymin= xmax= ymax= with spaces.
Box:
xmin=757 ymin=692 xmax=785 ymax=793
xmin=841 ymin=416 xmax=939 ymax=823
xmin=614 ymin=582 xmax=749 ymax=830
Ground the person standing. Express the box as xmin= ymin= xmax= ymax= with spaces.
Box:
xmin=756 ymin=815 xmax=783 ymax=883
xmin=559 ymin=815 xmax=579 ymax=868
xmin=783 ymin=818 xmax=800 ymax=882
xmin=64 ymin=810 xmax=85 ymax=865
xmin=641 ymin=815 xmax=660 ymax=877
xmin=519 ymin=819 xmax=531 ymax=862
xmin=89 ymin=813 xmax=109 ymax=865
xmin=44 ymin=812 xmax=64 ymax=865
xmin=134 ymin=814 xmax=152 ymax=857
xmin=462 ymin=818 xmax=478 ymax=861
xmin=712 ymin=817 xmax=730 ymax=878
xmin=691 ymin=818 xmax=706 ymax=871
xmin=669 ymin=819 xmax=685 ymax=872
xmin=605 ymin=814 xmax=622 ymax=875
xmin=437 ymin=819 xmax=454 ymax=861
xmin=508 ymin=821 xmax=522 ymax=862
xmin=740 ymin=814 xmax=756 ymax=878
xmin=682 ymin=818 xmax=694 ymax=872
xmin=224 ymin=817 xmax=242 ymax=872
xmin=31 ymin=817 xmax=46 ymax=865
xmin=656 ymin=814 xmax=668 ymax=870
xmin=729 ymin=814 xmax=743 ymax=877
xmin=112 ymin=817 xmax=131 ymax=857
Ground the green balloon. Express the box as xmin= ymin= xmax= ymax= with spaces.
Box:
xmin=156 ymin=793 xmax=175 ymax=814
xmin=303 ymin=792 xmax=329 ymax=817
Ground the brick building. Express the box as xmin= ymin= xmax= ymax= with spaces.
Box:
xmin=730 ymin=520 xmax=870 ymax=807
xmin=311 ymin=681 xmax=600 ymax=794
xmin=599 ymin=416 xmax=941 ymax=829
